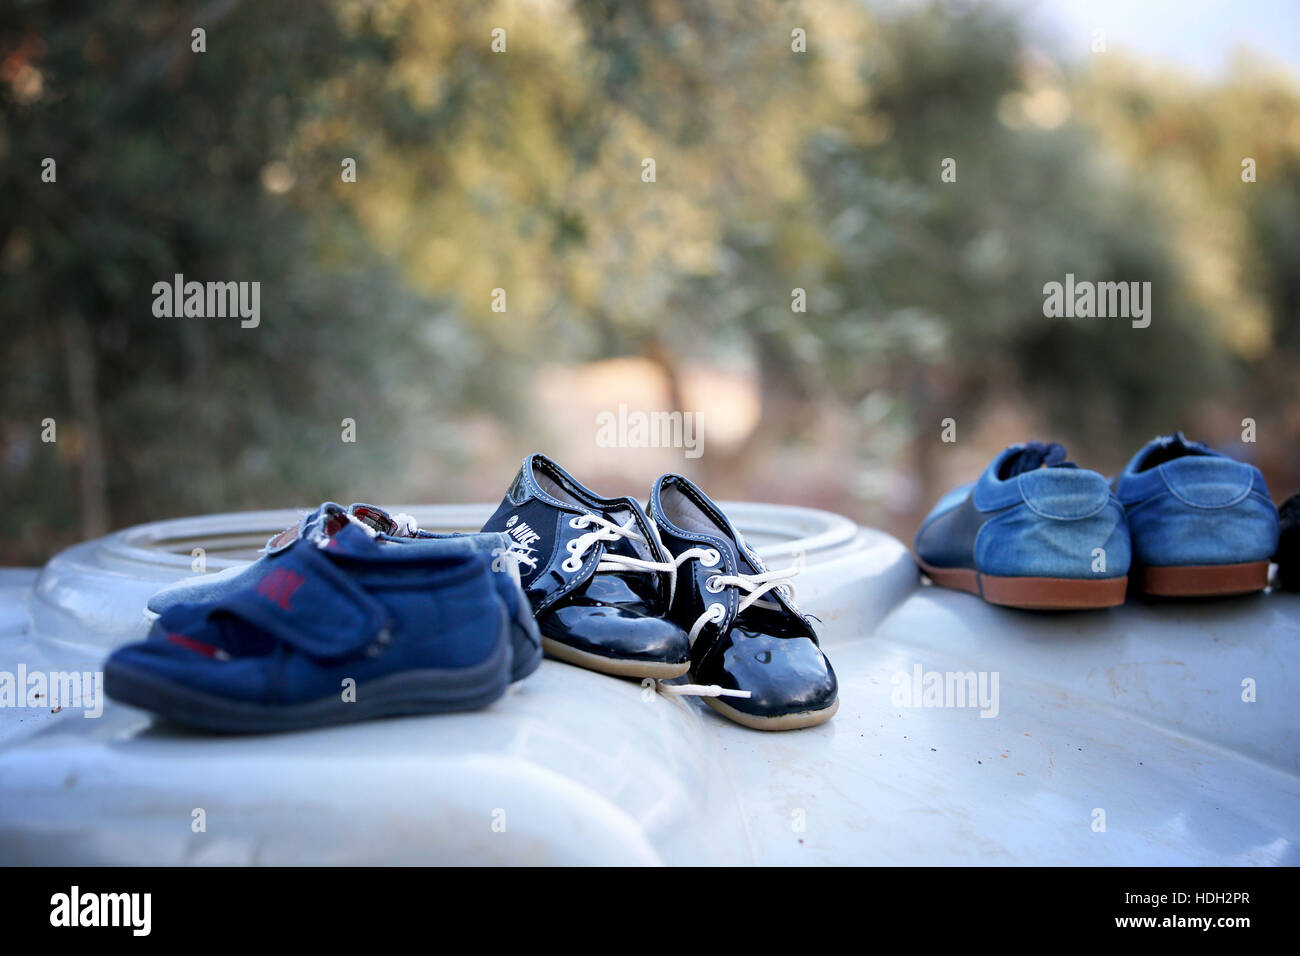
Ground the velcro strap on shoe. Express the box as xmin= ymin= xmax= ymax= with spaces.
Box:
xmin=207 ymin=545 xmax=388 ymax=659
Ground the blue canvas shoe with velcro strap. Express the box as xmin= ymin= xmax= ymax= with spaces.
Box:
xmin=106 ymin=504 xmax=517 ymax=732
xmin=146 ymin=502 xmax=540 ymax=683
xmin=147 ymin=502 xmax=489 ymax=615
xmin=914 ymin=441 xmax=1131 ymax=609
xmin=1114 ymin=432 xmax=1278 ymax=597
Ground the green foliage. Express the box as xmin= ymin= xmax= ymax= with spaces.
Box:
xmin=1 ymin=0 xmax=1297 ymax=561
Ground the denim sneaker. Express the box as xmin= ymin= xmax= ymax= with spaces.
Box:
xmin=146 ymin=502 xmax=540 ymax=683
xmin=1114 ymin=433 xmax=1279 ymax=597
xmin=482 ymin=454 xmax=690 ymax=679
xmin=648 ymin=474 xmax=838 ymax=731
xmin=106 ymin=505 xmax=516 ymax=732
xmin=914 ymin=441 xmax=1130 ymax=609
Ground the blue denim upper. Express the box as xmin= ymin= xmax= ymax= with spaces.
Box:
xmin=147 ymin=502 xmax=509 ymax=615
xmin=915 ymin=442 xmax=1130 ymax=579
xmin=1113 ymin=433 xmax=1278 ymax=567
xmin=112 ymin=505 xmax=510 ymax=706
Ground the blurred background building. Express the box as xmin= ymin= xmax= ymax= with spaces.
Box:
xmin=3 ymin=0 xmax=1299 ymax=564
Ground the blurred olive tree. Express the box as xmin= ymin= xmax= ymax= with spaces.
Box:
xmin=2 ymin=0 xmax=1297 ymax=563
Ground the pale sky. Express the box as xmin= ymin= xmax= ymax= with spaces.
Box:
xmin=1020 ymin=0 xmax=1300 ymax=76
xmin=878 ymin=0 xmax=1300 ymax=77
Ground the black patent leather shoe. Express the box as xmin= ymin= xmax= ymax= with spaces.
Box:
xmin=482 ymin=454 xmax=690 ymax=678
xmin=648 ymin=474 xmax=838 ymax=730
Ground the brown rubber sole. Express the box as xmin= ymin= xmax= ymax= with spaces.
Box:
xmin=541 ymin=637 xmax=691 ymax=679
xmin=917 ymin=559 xmax=1127 ymax=610
xmin=1134 ymin=560 xmax=1270 ymax=598
xmin=704 ymin=695 xmax=839 ymax=731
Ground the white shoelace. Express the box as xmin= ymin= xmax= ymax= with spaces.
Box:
xmin=658 ymin=680 xmax=751 ymax=698
xmin=558 ymin=514 xmax=751 ymax=699
xmin=491 ymin=512 xmax=676 ymax=587
xmin=492 ymin=512 xmax=799 ymax=703
xmin=670 ymin=546 xmax=801 ymax=643
xmin=561 ymin=513 xmax=678 ymax=578
xmin=654 ymin=542 xmax=803 ymax=700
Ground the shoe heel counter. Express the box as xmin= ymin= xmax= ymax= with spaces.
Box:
xmin=1018 ymin=467 xmax=1111 ymax=519
xmin=978 ymin=470 xmax=1130 ymax=579
xmin=1160 ymin=456 xmax=1261 ymax=508
xmin=1132 ymin=460 xmax=1279 ymax=566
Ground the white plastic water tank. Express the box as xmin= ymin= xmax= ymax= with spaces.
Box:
xmin=0 ymin=503 xmax=1295 ymax=864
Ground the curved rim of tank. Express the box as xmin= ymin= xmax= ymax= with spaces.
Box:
xmin=96 ymin=501 xmax=866 ymax=573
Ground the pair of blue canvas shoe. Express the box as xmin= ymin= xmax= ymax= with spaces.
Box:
xmin=105 ymin=502 xmax=542 ymax=733
xmin=914 ymin=434 xmax=1279 ymax=609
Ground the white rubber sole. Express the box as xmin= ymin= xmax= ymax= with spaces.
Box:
xmin=704 ymin=695 xmax=839 ymax=731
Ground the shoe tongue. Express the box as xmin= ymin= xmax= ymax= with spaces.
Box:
xmin=723 ymin=520 xmax=808 ymax=630
xmin=599 ymin=499 xmax=658 ymax=563
xmin=1004 ymin=441 xmax=1070 ymax=478
xmin=1134 ymin=431 xmax=1214 ymax=472
xmin=1152 ymin=431 xmax=1206 ymax=456
xmin=685 ymin=500 xmax=763 ymax=577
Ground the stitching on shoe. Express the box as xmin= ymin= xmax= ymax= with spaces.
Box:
xmin=1158 ymin=465 xmax=1253 ymax=510
xmin=1016 ymin=475 xmax=1112 ymax=521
